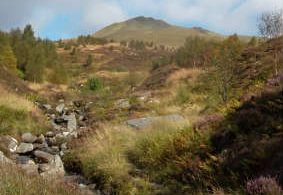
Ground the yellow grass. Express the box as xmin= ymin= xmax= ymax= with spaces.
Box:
xmin=0 ymin=85 xmax=35 ymax=112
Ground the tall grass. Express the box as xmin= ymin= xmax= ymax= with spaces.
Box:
xmin=0 ymin=85 xmax=48 ymax=136
xmin=0 ymin=163 xmax=80 ymax=195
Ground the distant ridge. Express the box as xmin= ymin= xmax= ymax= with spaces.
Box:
xmin=94 ymin=16 xmax=223 ymax=47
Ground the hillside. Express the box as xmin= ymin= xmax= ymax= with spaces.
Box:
xmin=94 ymin=16 xmax=223 ymax=47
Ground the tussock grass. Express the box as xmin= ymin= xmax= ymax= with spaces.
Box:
xmin=77 ymin=124 xmax=137 ymax=194
xmin=0 ymin=163 xmax=80 ymax=195
xmin=0 ymin=85 xmax=49 ymax=136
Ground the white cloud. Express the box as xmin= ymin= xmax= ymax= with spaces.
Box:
xmin=82 ymin=0 xmax=127 ymax=32
xmin=0 ymin=0 xmax=283 ymax=38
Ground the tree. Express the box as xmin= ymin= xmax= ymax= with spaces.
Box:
xmin=175 ymin=36 xmax=215 ymax=68
xmin=0 ymin=33 xmax=17 ymax=73
xmin=258 ymin=9 xmax=283 ymax=39
xmin=25 ymin=43 xmax=46 ymax=82
xmin=211 ymin=34 xmax=243 ymax=103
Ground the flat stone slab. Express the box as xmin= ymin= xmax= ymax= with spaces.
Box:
xmin=16 ymin=143 xmax=34 ymax=154
xmin=126 ymin=114 xmax=185 ymax=129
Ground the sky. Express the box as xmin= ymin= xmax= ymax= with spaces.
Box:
xmin=0 ymin=0 xmax=282 ymax=40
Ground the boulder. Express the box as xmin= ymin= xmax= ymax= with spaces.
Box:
xmin=56 ymin=103 xmax=65 ymax=114
xmin=36 ymin=134 xmax=46 ymax=144
xmin=38 ymin=163 xmax=52 ymax=172
xmin=21 ymin=133 xmax=37 ymax=143
xmin=42 ymin=104 xmax=52 ymax=110
xmin=40 ymin=155 xmax=65 ymax=178
xmin=16 ymin=155 xmax=35 ymax=165
xmin=34 ymin=150 xmax=54 ymax=163
xmin=45 ymin=131 xmax=55 ymax=137
xmin=126 ymin=114 xmax=185 ymax=129
xmin=16 ymin=143 xmax=34 ymax=154
xmin=0 ymin=151 xmax=13 ymax=164
xmin=64 ymin=113 xmax=77 ymax=132
xmin=0 ymin=136 xmax=18 ymax=153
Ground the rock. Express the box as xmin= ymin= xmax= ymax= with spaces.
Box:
xmin=115 ymin=99 xmax=130 ymax=109
xmin=42 ymin=104 xmax=52 ymax=110
xmin=46 ymin=131 xmax=55 ymax=137
xmin=36 ymin=134 xmax=45 ymax=144
xmin=21 ymin=133 xmax=37 ymax=143
xmin=34 ymin=150 xmax=54 ymax=163
xmin=38 ymin=163 xmax=52 ymax=172
xmin=16 ymin=155 xmax=35 ymax=165
xmin=56 ymin=103 xmax=65 ymax=114
xmin=64 ymin=113 xmax=77 ymax=132
xmin=51 ymin=146 xmax=60 ymax=153
xmin=16 ymin=143 xmax=34 ymax=154
xmin=60 ymin=143 xmax=68 ymax=150
xmin=40 ymin=155 xmax=65 ymax=178
xmin=51 ymin=121 xmax=62 ymax=130
xmin=0 ymin=151 xmax=13 ymax=164
xmin=19 ymin=163 xmax=39 ymax=175
xmin=33 ymin=142 xmax=48 ymax=150
xmin=0 ymin=136 xmax=18 ymax=153
xmin=126 ymin=114 xmax=185 ymax=129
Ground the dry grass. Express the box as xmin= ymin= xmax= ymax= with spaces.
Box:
xmin=0 ymin=84 xmax=49 ymax=136
xmin=0 ymin=85 xmax=35 ymax=112
xmin=0 ymin=163 xmax=80 ymax=195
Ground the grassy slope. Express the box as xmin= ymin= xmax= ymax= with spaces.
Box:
xmin=0 ymin=67 xmax=49 ymax=136
xmin=94 ymin=16 xmax=223 ymax=47
xmin=63 ymin=37 xmax=282 ymax=194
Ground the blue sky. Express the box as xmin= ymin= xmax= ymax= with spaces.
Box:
xmin=0 ymin=0 xmax=282 ymax=40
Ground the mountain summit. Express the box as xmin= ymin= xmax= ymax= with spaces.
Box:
xmin=94 ymin=16 xmax=222 ymax=47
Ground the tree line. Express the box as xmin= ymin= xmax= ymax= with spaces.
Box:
xmin=0 ymin=25 xmax=67 ymax=83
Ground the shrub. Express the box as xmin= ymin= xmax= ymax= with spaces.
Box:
xmin=246 ymin=176 xmax=282 ymax=195
xmin=87 ymin=77 xmax=103 ymax=91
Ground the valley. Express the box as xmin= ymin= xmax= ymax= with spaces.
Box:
xmin=0 ymin=12 xmax=283 ymax=195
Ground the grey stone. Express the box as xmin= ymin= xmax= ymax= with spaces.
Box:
xmin=60 ymin=143 xmax=68 ymax=150
xmin=16 ymin=155 xmax=35 ymax=165
xmin=42 ymin=104 xmax=52 ymax=110
xmin=56 ymin=103 xmax=65 ymax=113
xmin=51 ymin=146 xmax=60 ymax=153
xmin=16 ymin=143 xmax=34 ymax=154
xmin=33 ymin=142 xmax=48 ymax=150
xmin=115 ymin=99 xmax=130 ymax=109
xmin=126 ymin=114 xmax=185 ymax=129
xmin=46 ymin=131 xmax=55 ymax=137
xmin=36 ymin=134 xmax=45 ymax=144
xmin=38 ymin=163 xmax=52 ymax=172
xmin=0 ymin=151 xmax=13 ymax=164
xmin=40 ymin=155 xmax=65 ymax=178
xmin=64 ymin=113 xmax=77 ymax=132
xmin=34 ymin=150 xmax=54 ymax=163
xmin=19 ymin=163 xmax=39 ymax=175
xmin=21 ymin=133 xmax=37 ymax=143
xmin=0 ymin=136 xmax=18 ymax=153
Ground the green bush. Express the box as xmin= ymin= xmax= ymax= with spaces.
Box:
xmin=87 ymin=77 xmax=103 ymax=91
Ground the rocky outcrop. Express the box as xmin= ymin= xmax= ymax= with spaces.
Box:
xmin=0 ymin=131 xmax=66 ymax=178
xmin=126 ymin=114 xmax=185 ymax=129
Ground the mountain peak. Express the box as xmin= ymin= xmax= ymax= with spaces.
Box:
xmin=126 ymin=16 xmax=170 ymax=28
